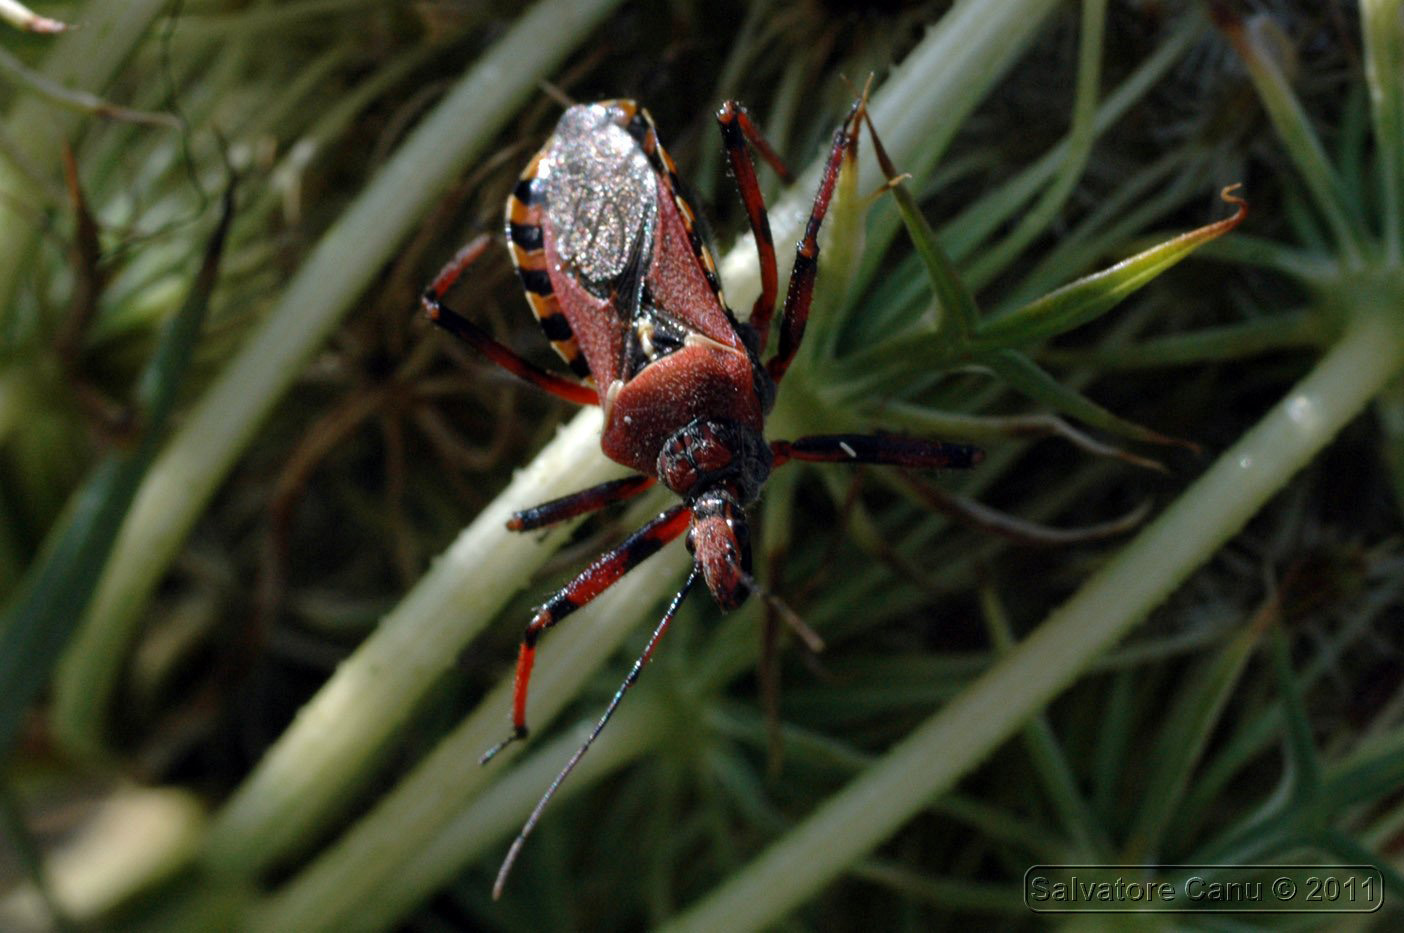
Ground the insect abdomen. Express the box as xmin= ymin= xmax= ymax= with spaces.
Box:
xmin=504 ymin=151 xmax=591 ymax=381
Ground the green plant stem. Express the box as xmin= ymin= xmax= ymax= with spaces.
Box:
xmin=249 ymin=544 xmax=686 ymax=930
xmin=0 ymin=44 xmax=179 ymax=129
xmin=353 ymin=697 xmax=671 ymax=928
xmin=201 ymin=411 xmax=628 ymax=876
xmin=983 ymin=585 xmax=1111 ymax=859
xmin=663 ymin=304 xmax=1404 ymax=933
xmin=49 ymin=0 xmax=625 ymax=762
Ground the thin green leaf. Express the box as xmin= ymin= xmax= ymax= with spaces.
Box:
xmin=1270 ymin=627 xmax=1323 ymax=797
xmin=983 ymin=585 xmax=1111 ymax=859
xmin=1362 ymin=0 xmax=1404 ymax=260
xmin=962 ymin=0 xmax=1106 ymax=288
xmin=882 ymin=402 xmax=1166 ymax=471
xmin=1320 ymin=828 xmax=1404 ymax=898
xmin=991 ymin=150 xmax=1199 ymax=311
xmin=1090 ymin=671 xmax=1136 ymax=825
xmin=849 ymin=861 xmax=1029 ymax=916
xmin=933 ymin=13 xmax=1201 ymax=272
xmin=898 ymin=472 xmax=1153 ymax=545
xmin=1176 ymin=232 xmax=1335 ymax=282
xmin=1321 ymin=740 xmax=1404 ymax=810
xmin=973 ymin=187 xmax=1246 ymax=346
xmin=667 ymin=302 xmax=1404 ymax=933
xmin=1214 ymin=8 xmax=1366 ymax=261
xmin=863 ymin=107 xmax=979 ymax=341
xmin=981 ymin=348 xmax=1194 ymax=450
xmin=1036 ymin=309 xmax=1324 ymax=370
xmin=1122 ymin=608 xmax=1270 ymax=860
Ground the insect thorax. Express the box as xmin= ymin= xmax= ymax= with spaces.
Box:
xmin=621 ymin=284 xmax=691 ymax=378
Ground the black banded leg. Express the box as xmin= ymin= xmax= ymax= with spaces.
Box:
xmin=482 ymin=503 xmax=692 ymax=764
xmin=771 ymin=434 xmax=984 ymax=470
xmin=422 ymin=235 xmax=598 ymax=406
xmin=491 ymin=566 xmax=701 ymax=899
xmin=766 ymin=97 xmax=866 ymax=385
xmin=717 ymin=100 xmax=790 ymax=348
xmin=507 ymin=475 xmax=657 ymax=531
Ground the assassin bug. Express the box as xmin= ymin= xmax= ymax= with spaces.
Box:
xmin=422 ymin=93 xmax=981 ymax=896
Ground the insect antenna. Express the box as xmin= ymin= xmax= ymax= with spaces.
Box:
xmin=536 ymin=78 xmax=575 ymax=110
xmin=736 ymin=568 xmax=824 ymax=654
xmin=478 ymin=730 xmax=519 ymax=765
xmin=492 ymin=566 xmax=701 ymax=899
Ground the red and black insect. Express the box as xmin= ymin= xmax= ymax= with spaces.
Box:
xmin=422 ymin=94 xmax=981 ymax=896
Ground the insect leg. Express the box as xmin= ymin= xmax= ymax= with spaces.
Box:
xmin=716 ymin=100 xmax=790 ymax=348
xmin=481 ymin=503 xmax=692 ymax=763
xmin=492 ymin=566 xmax=700 ymax=899
xmin=771 ymin=434 xmax=984 ymax=470
xmin=766 ymin=98 xmax=866 ymax=385
xmin=422 ymin=235 xmax=599 ymax=407
xmin=506 ymin=475 xmax=657 ymax=531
